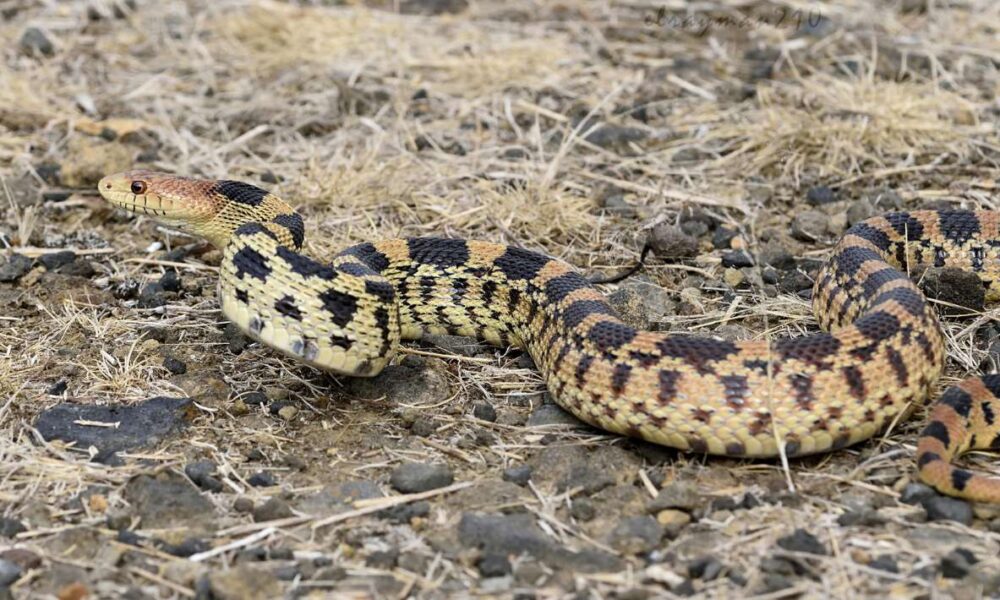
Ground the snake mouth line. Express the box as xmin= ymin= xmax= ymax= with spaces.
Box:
xmin=112 ymin=194 xmax=171 ymax=218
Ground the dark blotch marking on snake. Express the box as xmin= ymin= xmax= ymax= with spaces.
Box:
xmin=215 ymin=180 xmax=268 ymax=207
xmin=232 ymin=246 xmax=271 ymax=281
xmin=318 ymin=288 xmax=358 ymax=327
xmin=272 ymin=213 xmax=305 ymax=249
xmin=274 ymin=295 xmax=303 ymax=321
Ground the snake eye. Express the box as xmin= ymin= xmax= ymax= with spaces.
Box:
xmin=130 ymin=180 xmax=147 ymax=194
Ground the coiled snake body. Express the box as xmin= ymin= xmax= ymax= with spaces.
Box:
xmin=99 ymin=171 xmax=1000 ymax=503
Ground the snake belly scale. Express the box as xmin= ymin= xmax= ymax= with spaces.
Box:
xmin=99 ymin=170 xmax=1000 ymax=503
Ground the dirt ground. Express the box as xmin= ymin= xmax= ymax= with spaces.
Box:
xmin=2 ymin=0 xmax=1000 ymax=598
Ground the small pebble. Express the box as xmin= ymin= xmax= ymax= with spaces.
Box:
xmin=389 ymin=462 xmax=454 ymax=493
xmin=899 ymin=482 xmax=936 ymax=505
xmin=721 ymin=250 xmax=753 ymax=268
xmin=570 ymin=498 xmax=596 ymax=522
xmin=648 ymin=224 xmax=698 ymax=259
xmin=776 ymin=529 xmax=826 ymax=555
xmin=472 ymin=402 xmax=497 ymax=422
xmin=478 ymin=553 xmax=512 ymax=577
xmin=940 ymin=548 xmax=977 ymax=579
xmin=163 ymin=356 xmax=187 ymax=375
xmin=242 ymin=392 xmax=269 ymax=406
xmin=791 ymin=210 xmax=828 ymax=241
xmin=0 ymin=255 xmax=32 ymax=283
xmin=647 ymin=482 xmax=700 ymax=512
xmin=159 ymin=269 xmax=182 ymax=292
xmin=922 ymin=495 xmax=973 ymax=525
xmin=410 ymin=418 xmax=437 ymax=437
xmin=233 ymin=497 xmax=254 ymax=513
xmin=19 ymin=26 xmax=54 ymax=57
xmin=47 ymin=381 xmax=68 ymax=396
xmin=248 ymin=471 xmax=277 ymax=488
xmin=688 ymin=556 xmax=724 ymax=581
xmin=868 ymin=555 xmax=899 ymax=573
xmin=225 ymin=323 xmax=250 ymax=354
xmin=712 ymin=227 xmax=738 ymax=249
xmin=606 ymin=515 xmax=664 ymax=554
xmin=806 ymin=185 xmax=838 ymax=205
xmin=38 ymin=250 xmax=76 ymax=271
xmin=253 ymin=497 xmax=294 ymax=522
xmin=0 ymin=518 xmax=26 ymax=538
xmin=0 ymin=559 xmax=22 ymax=587
xmin=502 ymin=464 xmax=532 ymax=486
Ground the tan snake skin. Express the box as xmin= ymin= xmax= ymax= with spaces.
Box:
xmin=99 ymin=170 xmax=1000 ymax=503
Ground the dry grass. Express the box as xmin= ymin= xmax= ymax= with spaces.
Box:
xmin=1 ymin=0 xmax=1000 ymax=597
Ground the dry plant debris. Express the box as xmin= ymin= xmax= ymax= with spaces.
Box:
xmin=1 ymin=0 xmax=1000 ymax=598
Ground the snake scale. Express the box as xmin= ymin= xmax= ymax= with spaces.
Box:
xmin=99 ymin=170 xmax=1000 ymax=503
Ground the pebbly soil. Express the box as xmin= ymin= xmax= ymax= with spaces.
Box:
xmin=1 ymin=0 xmax=1000 ymax=598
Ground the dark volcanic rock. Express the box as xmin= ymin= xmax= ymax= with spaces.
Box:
xmin=35 ymin=396 xmax=193 ymax=464
xmin=38 ymin=250 xmax=76 ymax=271
xmin=184 ymin=460 xmax=223 ymax=492
xmin=648 ymin=224 xmax=698 ymax=259
xmin=940 ymin=548 xmax=977 ymax=578
xmin=606 ymin=515 xmax=664 ymax=554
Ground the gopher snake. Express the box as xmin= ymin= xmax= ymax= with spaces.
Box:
xmin=99 ymin=171 xmax=1000 ymax=503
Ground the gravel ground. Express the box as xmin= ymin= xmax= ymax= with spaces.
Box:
xmin=2 ymin=0 xmax=1000 ymax=598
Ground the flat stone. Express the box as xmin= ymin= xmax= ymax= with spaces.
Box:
xmin=526 ymin=404 xmax=586 ymax=428
xmin=922 ymin=495 xmax=973 ymax=525
xmin=458 ymin=512 xmax=622 ymax=573
xmin=389 ymin=462 xmax=453 ymax=493
xmin=776 ymin=529 xmax=826 ymax=556
xmin=123 ymin=471 xmax=216 ymax=534
xmin=35 ymin=396 xmax=194 ymax=464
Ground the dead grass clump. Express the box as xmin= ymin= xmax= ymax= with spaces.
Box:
xmin=700 ymin=73 xmax=981 ymax=182
xmin=210 ymin=2 xmax=581 ymax=97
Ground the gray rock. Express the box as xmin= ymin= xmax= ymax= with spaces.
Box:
xmin=163 ymin=356 xmax=187 ymax=375
xmin=526 ymin=403 xmax=586 ymax=428
xmin=0 ymin=560 xmax=20 ymax=586
xmin=791 ymin=210 xmax=828 ymax=241
xmin=688 ymin=556 xmax=725 ymax=581
xmin=584 ymin=124 xmax=648 ymax=149
xmin=778 ymin=270 xmax=813 ymax=294
xmin=900 ymin=482 xmax=936 ymax=505
xmin=647 ymin=482 xmax=701 ymax=513
xmin=252 ymin=497 xmax=294 ymax=522
xmin=184 ymin=460 xmax=222 ymax=492
xmin=0 ymin=518 xmax=26 ymax=539
xmin=570 ymin=498 xmax=596 ymax=521
xmin=247 ymin=471 xmax=277 ymax=488
xmin=137 ymin=282 xmax=167 ymax=308
xmin=0 ymin=255 xmax=32 ymax=283
xmin=38 ymin=250 xmax=76 ymax=270
xmin=648 ymin=224 xmax=698 ymax=259
xmin=847 ymin=199 xmax=875 ymax=225
xmin=224 ymin=323 xmax=250 ymax=354
xmin=478 ymin=553 xmax=512 ymax=577
xmin=473 ymin=402 xmax=497 ymax=422
xmin=923 ymin=495 xmax=973 ymax=525
xmin=776 ymin=529 xmax=826 ymax=555
xmin=502 ymin=464 xmax=532 ymax=486
xmin=606 ymin=515 xmax=663 ymax=554
xmin=35 ymin=396 xmax=193 ymax=464
xmin=721 ymin=250 xmax=753 ymax=268
xmin=389 ymin=462 xmax=454 ymax=493
xmin=760 ymin=240 xmax=795 ymax=270
xmin=712 ymin=227 xmax=739 ymax=249
xmin=869 ymin=555 xmax=898 ymax=573
xmin=123 ymin=471 xmax=216 ymax=532
xmin=940 ymin=548 xmax=977 ymax=578
xmin=20 ymin=27 xmax=54 ymax=57
xmin=458 ymin=512 xmax=622 ymax=572
xmin=806 ymin=185 xmax=838 ymax=205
